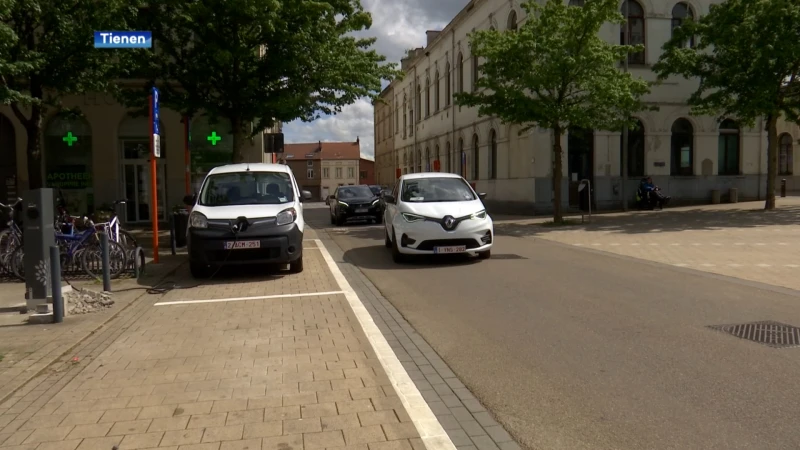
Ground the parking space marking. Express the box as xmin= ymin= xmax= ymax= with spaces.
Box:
xmin=314 ymin=239 xmax=457 ymax=450
xmin=154 ymin=290 xmax=345 ymax=306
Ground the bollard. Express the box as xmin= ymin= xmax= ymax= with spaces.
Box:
xmin=100 ymin=232 xmax=111 ymax=292
xmin=781 ymin=179 xmax=786 ymax=198
xmin=50 ymin=246 xmax=63 ymax=323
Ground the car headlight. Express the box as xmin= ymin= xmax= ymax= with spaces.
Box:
xmin=401 ymin=212 xmax=424 ymax=222
xmin=276 ymin=207 xmax=297 ymax=226
xmin=338 ymin=201 xmax=349 ymax=207
xmin=471 ymin=210 xmax=487 ymax=219
xmin=189 ymin=211 xmax=207 ymax=228
xmin=372 ymin=199 xmax=380 ymax=205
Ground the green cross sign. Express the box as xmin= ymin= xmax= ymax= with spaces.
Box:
xmin=207 ymin=131 xmax=221 ymax=146
xmin=62 ymin=132 xmax=77 ymax=146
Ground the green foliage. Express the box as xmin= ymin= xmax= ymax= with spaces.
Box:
xmin=653 ymin=0 xmax=800 ymax=127
xmin=454 ymin=0 xmax=651 ymax=133
xmin=653 ymin=0 xmax=800 ymax=209
xmin=123 ymin=0 xmax=399 ymax=161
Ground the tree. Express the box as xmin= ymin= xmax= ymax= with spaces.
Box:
xmin=128 ymin=0 xmax=398 ymax=163
xmin=0 ymin=0 xmax=138 ymax=189
xmin=454 ymin=0 xmax=650 ymax=222
xmin=653 ymin=0 xmax=800 ymax=210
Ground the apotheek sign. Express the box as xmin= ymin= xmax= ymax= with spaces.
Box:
xmin=46 ymin=166 xmax=92 ymax=189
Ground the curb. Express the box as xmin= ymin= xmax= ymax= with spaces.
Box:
xmin=0 ymin=260 xmax=186 ymax=406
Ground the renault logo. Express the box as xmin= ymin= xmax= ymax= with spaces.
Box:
xmin=443 ymin=216 xmax=456 ymax=229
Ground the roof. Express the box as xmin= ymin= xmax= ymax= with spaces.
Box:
xmin=283 ymin=141 xmax=361 ymax=161
xmin=207 ymin=163 xmax=291 ymax=175
xmin=401 ymin=172 xmax=463 ymax=180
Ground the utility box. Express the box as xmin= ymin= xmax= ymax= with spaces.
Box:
xmin=23 ymin=189 xmax=56 ymax=310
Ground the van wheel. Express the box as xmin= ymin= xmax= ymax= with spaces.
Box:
xmin=289 ymin=255 xmax=303 ymax=273
xmin=391 ymin=232 xmax=406 ymax=263
xmin=190 ymin=262 xmax=210 ymax=278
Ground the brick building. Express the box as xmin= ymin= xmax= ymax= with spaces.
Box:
xmin=359 ymin=158 xmax=375 ymax=185
xmin=281 ymin=139 xmax=363 ymax=201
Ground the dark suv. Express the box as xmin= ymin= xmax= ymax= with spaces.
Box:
xmin=329 ymin=185 xmax=383 ymax=226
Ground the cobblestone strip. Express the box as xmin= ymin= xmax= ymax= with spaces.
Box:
xmin=0 ymin=282 xmax=164 ymax=445
xmin=314 ymin=231 xmax=521 ymax=450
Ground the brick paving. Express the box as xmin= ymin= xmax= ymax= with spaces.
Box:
xmin=494 ymin=199 xmax=800 ymax=291
xmin=0 ymin=243 xmax=434 ymax=450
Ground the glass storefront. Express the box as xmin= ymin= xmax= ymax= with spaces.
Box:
xmin=118 ymin=116 xmax=167 ymax=222
xmin=189 ymin=115 xmax=233 ymax=193
xmin=44 ymin=114 xmax=93 ymax=215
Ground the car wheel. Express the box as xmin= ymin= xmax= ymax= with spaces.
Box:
xmin=384 ymin=228 xmax=392 ymax=248
xmin=477 ymin=249 xmax=491 ymax=260
xmin=336 ymin=215 xmax=345 ymax=226
xmin=289 ymin=254 xmax=303 ymax=273
xmin=190 ymin=262 xmax=211 ymax=278
xmin=391 ymin=231 xmax=407 ymax=263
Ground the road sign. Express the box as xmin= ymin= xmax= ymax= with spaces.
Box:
xmin=153 ymin=134 xmax=161 ymax=158
xmin=152 ymin=87 xmax=160 ymax=137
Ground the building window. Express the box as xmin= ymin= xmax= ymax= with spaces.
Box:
xmin=417 ymin=148 xmax=423 ymax=173
xmin=472 ymin=134 xmax=480 ymax=180
xmin=360 ymin=170 xmax=367 ymax=180
xmin=458 ymin=138 xmax=464 ymax=177
xmin=424 ymin=147 xmax=430 ymax=171
xmin=445 ymin=62 xmax=451 ymax=106
xmin=507 ymin=10 xmax=517 ymax=30
xmin=395 ymin=105 xmax=399 ymax=135
xmin=307 ymin=169 xmax=314 ymax=178
xmin=409 ymin=109 xmax=414 ymax=135
xmin=620 ymin=0 xmax=645 ymax=65
xmin=445 ymin=141 xmax=451 ymax=173
xmin=457 ymin=53 xmax=464 ymax=93
xmin=670 ymin=118 xmax=694 ymax=176
xmin=434 ymin=145 xmax=440 ymax=171
xmin=402 ymin=96 xmax=407 ymax=138
xmin=779 ymin=133 xmax=794 ymax=175
xmin=348 ymin=167 xmax=354 ymax=178
xmin=307 ymin=160 xmax=313 ymax=167
xmin=488 ymin=130 xmax=497 ymax=179
xmin=671 ymin=2 xmax=695 ymax=48
xmin=416 ymin=84 xmax=422 ymax=122
xmin=335 ymin=167 xmax=343 ymax=178
xmin=471 ymin=48 xmax=479 ymax=92
xmin=323 ymin=167 xmax=330 ymax=178
xmin=718 ymin=119 xmax=740 ymax=175
xmin=434 ymin=71 xmax=440 ymax=112
xmin=425 ymin=78 xmax=431 ymax=117
xmin=620 ymin=120 xmax=645 ymax=177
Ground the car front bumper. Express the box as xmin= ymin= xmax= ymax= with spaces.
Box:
xmin=391 ymin=216 xmax=493 ymax=255
xmin=337 ymin=203 xmax=383 ymax=220
xmin=187 ymin=221 xmax=303 ymax=266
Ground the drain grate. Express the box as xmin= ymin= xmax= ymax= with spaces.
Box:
xmin=708 ymin=321 xmax=800 ymax=348
xmin=490 ymin=254 xmax=527 ymax=260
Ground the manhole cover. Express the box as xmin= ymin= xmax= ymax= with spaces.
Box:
xmin=708 ymin=321 xmax=800 ymax=348
xmin=491 ymin=254 xmax=527 ymax=260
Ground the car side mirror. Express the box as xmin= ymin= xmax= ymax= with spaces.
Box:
xmin=383 ymin=194 xmax=396 ymax=204
xmin=183 ymin=194 xmax=196 ymax=206
xmin=478 ymin=192 xmax=487 ymax=200
xmin=301 ymin=190 xmax=312 ymax=201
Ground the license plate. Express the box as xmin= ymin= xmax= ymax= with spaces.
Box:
xmin=355 ymin=208 xmax=368 ymax=213
xmin=434 ymin=246 xmax=466 ymax=254
xmin=224 ymin=240 xmax=260 ymax=250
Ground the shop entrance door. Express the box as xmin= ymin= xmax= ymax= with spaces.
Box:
xmin=121 ymin=140 xmax=167 ymax=223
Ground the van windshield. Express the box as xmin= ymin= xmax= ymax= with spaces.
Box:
xmin=199 ymin=171 xmax=295 ymax=206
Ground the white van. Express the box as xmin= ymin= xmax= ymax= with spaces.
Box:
xmin=183 ymin=163 xmax=312 ymax=278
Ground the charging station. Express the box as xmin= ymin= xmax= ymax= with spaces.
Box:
xmin=22 ymin=188 xmax=56 ymax=311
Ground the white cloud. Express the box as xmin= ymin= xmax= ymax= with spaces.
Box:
xmin=282 ymin=0 xmax=467 ymax=161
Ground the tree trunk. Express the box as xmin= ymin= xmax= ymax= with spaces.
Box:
xmin=552 ymin=125 xmax=564 ymax=223
xmin=231 ymin=115 xmax=246 ymax=163
xmin=764 ymin=114 xmax=778 ymax=210
xmin=10 ymin=81 xmax=45 ymax=189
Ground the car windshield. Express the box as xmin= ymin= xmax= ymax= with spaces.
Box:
xmin=199 ymin=171 xmax=295 ymax=206
xmin=369 ymin=186 xmax=381 ymax=195
xmin=401 ymin=177 xmax=476 ymax=203
xmin=337 ymin=186 xmax=374 ymax=199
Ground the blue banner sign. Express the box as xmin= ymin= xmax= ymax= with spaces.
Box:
xmin=94 ymin=31 xmax=152 ymax=48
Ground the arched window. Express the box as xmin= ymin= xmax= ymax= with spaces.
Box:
xmin=671 ymin=118 xmax=694 ymax=176
xmin=416 ymin=83 xmax=421 ymax=122
xmin=779 ymin=133 xmax=794 ymax=175
xmin=45 ymin=113 xmax=94 ymax=215
xmin=402 ymin=95 xmax=407 ymax=138
xmin=621 ymin=120 xmax=645 ymax=177
xmin=718 ymin=119 xmax=740 ymax=175
xmin=445 ymin=141 xmax=451 ymax=173
xmin=457 ymin=53 xmax=464 ymax=93
xmin=425 ymin=78 xmax=431 ymax=117
xmin=0 ymin=113 xmax=17 ymax=203
xmin=417 ymin=148 xmax=422 ymax=173
xmin=620 ymin=0 xmax=645 ymax=65
xmin=434 ymin=71 xmax=440 ymax=112
xmin=435 ymin=144 xmax=440 ymax=171
xmin=568 ymin=0 xmax=584 ymax=5
xmin=472 ymin=134 xmax=480 ymax=180
xmin=445 ymin=62 xmax=451 ymax=106
xmin=507 ymin=10 xmax=518 ymax=30
xmin=671 ymin=2 xmax=695 ymax=47
xmin=471 ymin=46 xmax=479 ymax=92
xmin=424 ymin=147 xmax=430 ymax=171
xmin=489 ymin=129 xmax=497 ymax=179
xmin=395 ymin=103 xmax=399 ymax=135
xmin=458 ymin=138 xmax=464 ymax=177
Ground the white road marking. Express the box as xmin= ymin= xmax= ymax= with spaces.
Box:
xmin=609 ymin=243 xmax=620 ymax=246
xmin=154 ymin=291 xmax=344 ymax=306
xmin=756 ymin=263 xmax=771 ymax=267
xmin=314 ymin=239 xmax=456 ymax=450
xmin=631 ymin=243 xmax=641 ymax=246
xmin=755 ymin=243 xmax=766 ymax=246
xmin=670 ymin=243 xmax=680 ymax=246
xmin=572 ymin=243 xmax=584 ymax=246
xmin=648 ymin=243 xmax=659 ymax=246
xmin=734 ymin=243 xmax=745 ymax=245
xmin=786 ymin=264 xmax=799 ymax=268
xmin=728 ymin=264 xmax=742 ymax=267
xmin=691 ymin=243 xmax=701 ymax=246
xmin=592 ymin=243 xmax=602 ymax=246
xmin=673 ymin=263 xmax=689 ymax=267
xmin=700 ymin=263 xmax=715 ymax=267
xmin=711 ymin=243 xmax=721 ymax=246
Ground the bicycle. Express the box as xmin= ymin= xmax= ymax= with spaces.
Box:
xmin=93 ymin=199 xmax=138 ymax=251
xmin=0 ymin=198 xmax=23 ymax=275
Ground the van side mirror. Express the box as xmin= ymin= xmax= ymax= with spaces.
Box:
xmin=478 ymin=192 xmax=487 ymax=200
xmin=183 ymin=194 xmax=196 ymax=206
xmin=301 ymin=190 xmax=312 ymax=201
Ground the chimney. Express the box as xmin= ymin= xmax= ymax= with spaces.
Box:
xmin=426 ymin=31 xmax=441 ymax=47
xmin=356 ymin=136 xmax=360 ymax=144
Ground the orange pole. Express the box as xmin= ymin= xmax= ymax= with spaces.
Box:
xmin=184 ymin=116 xmax=190 ymax=194
xmin=149 ymin=94 xmax=159 ymax=263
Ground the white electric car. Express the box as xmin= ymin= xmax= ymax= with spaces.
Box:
xmin=383 ymin=173 xmax=493 ymax=262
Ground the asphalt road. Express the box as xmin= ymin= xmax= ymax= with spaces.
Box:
xmin=303 ymin=205 xmax=800 ymax=450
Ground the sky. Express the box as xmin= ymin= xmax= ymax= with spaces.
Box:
xmin=282 ymin=0 xmax=470 ymax=160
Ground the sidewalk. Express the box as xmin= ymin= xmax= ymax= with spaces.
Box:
xmin=0 ymin=232 xmax=454 ymax=450
xmin=494 ymin=198 xmax=800 ymax=291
